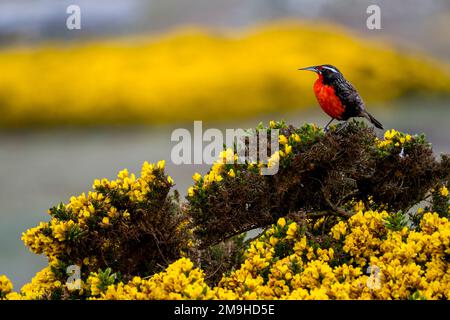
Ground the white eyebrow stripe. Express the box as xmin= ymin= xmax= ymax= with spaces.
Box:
xmin=322 ymin=66 xmax=338 ymax=73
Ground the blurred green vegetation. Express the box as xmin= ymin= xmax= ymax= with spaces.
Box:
xmin=0 ymin=21 xmax=449 ymax=128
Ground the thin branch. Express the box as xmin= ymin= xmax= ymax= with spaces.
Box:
xmin=324 ymin=195 xmax=354 ymax=218
xmin=199 ymin=223 xmax=264 ymax=249
xmin=150 ymin=232 xmax=169 ymax=265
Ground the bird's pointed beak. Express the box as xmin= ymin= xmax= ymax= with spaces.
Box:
xmin=298 ymin=66 xmax=319 ymax=73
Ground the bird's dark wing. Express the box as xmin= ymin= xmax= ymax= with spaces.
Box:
xmin=332 ymin=78 xmax=365 ymax=119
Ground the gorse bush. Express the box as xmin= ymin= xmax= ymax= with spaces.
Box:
xmin=18 ymin=161 xmax=190 ymax=299
xmin=215 ymin=211 xmax=450 ymax=300
xmin=187 ymin=121 xmax=449 ymax=248
xmin=1 ymin=121 xmax=449 ymax=300
xmin=1 ymin=21 xmax=450 ymax=128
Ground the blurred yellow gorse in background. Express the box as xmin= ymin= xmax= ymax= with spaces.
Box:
xmin=0 ymin=21 xmax=450 ymax=128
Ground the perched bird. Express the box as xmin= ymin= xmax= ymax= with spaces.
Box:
xmin=299 ymin=64 xmax=383 ymax=130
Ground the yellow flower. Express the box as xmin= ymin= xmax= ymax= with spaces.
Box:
xmin=440 ymin=186 xmax=449 ymax=197
xmin=102 ymin=217 xmax=110 ymax=225
xmin=117 ymin=169 xmax=129 ymax=180
xmin=108 ymin=207 xmax=118 ymax=218
xmin=353 ymin=200 xmax=365 ymax=212
xmin=51 ymin=220 xmax=75 ymax=241
xmin=384 ymin=129 xmax=398 ymax=140
xmin=228 ymin=169 xmax=236 ymax=178
xmin=269 ymin=121 xmax=276 ymax=128
xmin=167 ymin=176 xmax=174 ymax=184
xmin=269 ymin=236 xmax=279 ymax=246
xmin=330 ymin=221 xmax=347 ymax=240
xmin=377 ymin=140 xmax=392 ymax=148
xmin=187 ymin=187 xmax=195 ymax=197
xmin=277 ymin=217 xmax=286 ymax=228
xmin=291 ymin=133 xmax=301 ymax=143
xmin=0 ymin=275 xmax=13 ymax=296
xmin=218 ymin=148 xmax=236 ymax=164
xmin=284 ymin=144 xmax=292 ymax=155
xmin=192 ymin=173 xmax=202 ymax=182
xmin=157 ymin=160 xmax=165 ymax=170
xmin=279 ymin=135 xmax=288 ymax=145
xmin=286 ymin=222 xmax=298 ymax=239
xmin=92 ymin=179 xmax=102 ymax=189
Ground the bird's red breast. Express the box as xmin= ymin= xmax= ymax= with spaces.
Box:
xmin=313 ymin=75 xmax=345 ymax=120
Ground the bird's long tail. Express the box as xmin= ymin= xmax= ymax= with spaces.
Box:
xmin=363 ymin=111 xmax=383 ymax=129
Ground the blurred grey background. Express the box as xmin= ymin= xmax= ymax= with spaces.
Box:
xmin=0 ymin=0 xmax=449 ymax=60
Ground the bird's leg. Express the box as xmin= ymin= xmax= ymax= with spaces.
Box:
xmin=324 ymin=118 xmax=334 ymax=132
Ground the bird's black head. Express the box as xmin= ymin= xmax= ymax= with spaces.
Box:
xmin=298 ymin=64 xmax=343 ymax=84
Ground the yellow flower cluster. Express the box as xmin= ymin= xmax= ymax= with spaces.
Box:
xmin=4 ymin=123 xmax=449 ymax=300
xmin=188 ymin=149 xmax=239 ymax=196
xmin=51 ymin=220 xmax=76 ymax=242
xmin=93 ymin=258 xmax=214 ymax=300
xmin=21 ymin=222 xmax=64 ymax=263
xmin=92 ymin=160 xmax=172 ymax=203
xmin=6 ymin=208 xmax=450 ymax=300
xmin=216 ymin=212 xmax=450 ymax=300
xmin=17 ymin=159 xmax=181 ymax=301
xmin=441 ymin=186 xmax=449 ymax=197
xmin=188 ymin=128 xmax=307 ymax=195
xmin=1 ymin=22 xmax=450 ymax=128
xmin=14 ymin=264 xmax=64 ymax=300
xmin=277 ymin=134 xmax=295 ymax=158
xmin=267 ymin=131 xmax=304 ymax=169
xmin=376 ymin=129 xmax=413 ymax=149
xmin=331 ymin=221 xmax=347 ymax=240
xmin=340 ymin=210 xmax=389 ymax=266
xmin=203 ymin=149 xmax=237 ymax=185
xmin=0 ymin=275 xmax=13 ymax=298
xmin=22 ymin=160 xmax=171 ymax=260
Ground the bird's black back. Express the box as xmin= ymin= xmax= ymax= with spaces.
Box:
xmin=321 ymin=69 xmax=365 ymax=120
